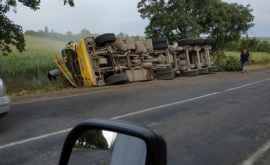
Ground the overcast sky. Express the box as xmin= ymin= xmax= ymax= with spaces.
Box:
xmin=7 ymin=0 xmax=270 ymax=37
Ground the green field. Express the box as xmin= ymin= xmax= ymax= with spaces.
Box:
xmin=258 ymin=37 xmax=270 ymax=43
xmin=0 ymin=35 xmax=66 ymax=94
xmin=226 ymin=51 xmax=270 ymax=64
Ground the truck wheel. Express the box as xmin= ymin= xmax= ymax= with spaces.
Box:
xmin=209 ymin=66 xmax=219 ymax=72
xmin=156 ymin=65 xmax=172 ymax=70
xmin=183 ymin=70 xmax=199 ymax=77
xmin=178 ymin=39 xmax=194 ymax=46
xmin=105 ymin=73 xmax=129 ymax=85
xmin=95 ymin=33 xmax=116 ymax=47
xmin=178 ymin=39 xmax=213 ymax=46
xmin=155 ymin=65 xmax=173 ymax=73
xmin=152 ymin=38 xmax=168 ymax=50
xmin=155 ymin=66 xmax=175 ymax=80
xmin=199 ymin=68 xmax=209 ymax=74
xmin=156 ymin=72 xmax=175 ymax=80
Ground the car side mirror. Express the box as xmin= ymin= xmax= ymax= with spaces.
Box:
xmin=59 ymin=119 xmax=167 ymax=165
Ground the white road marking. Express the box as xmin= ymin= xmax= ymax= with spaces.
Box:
xmin=0 ymin=78 xmax=270 ymax=151
xmin=0 ymin=128 xmax=71 ymax=150
xmin=111 ymin=92 xmax=220 ymax=120
xmin=241 ymin=140 xmax=270 ymax=165
xmin=224 ymin=79 xmax=270 ymax=92
xmin=0 ymin=92 xmax=221 ymax=151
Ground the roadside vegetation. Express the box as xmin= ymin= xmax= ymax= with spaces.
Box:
xmin=213 ymin=51 xmax=270 ymax=72
xmin=226 ymin=52 xmax=270 ymax=65
xmin=0 ymin=35 xmax=65 ymax=95
xmin=214 ymin=37 xmax=270 ymax=71
xmin=24 ymin=28 xmax=94 ymax=42
xmin=225 ymin=37 xmax=270 ymax=53
xmin=259 ymin=37 xmax=270 ymax=43
xmin=1 ymin=34 xmax=270 ymax=95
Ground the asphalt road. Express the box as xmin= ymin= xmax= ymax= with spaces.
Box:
xmin=1 ymin=70 xmax=270 ymax=165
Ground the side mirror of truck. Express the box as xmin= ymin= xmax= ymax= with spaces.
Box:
xmin=58 ymin=119 xmax=167 ymax=165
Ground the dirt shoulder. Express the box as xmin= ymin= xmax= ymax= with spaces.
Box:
xmin=247 ymin=63 xmax=270 ymax=71
xmin=11 ymin=68 xmax=270 ymax=105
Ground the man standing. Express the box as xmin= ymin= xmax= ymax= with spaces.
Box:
xmin=240 ymin=49 xmax=250 ymax=72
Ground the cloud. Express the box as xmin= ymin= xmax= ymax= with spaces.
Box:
xmin=7 ymin=0 xmax=148 ymax=35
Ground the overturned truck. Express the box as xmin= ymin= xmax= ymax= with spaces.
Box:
xmin=49 ymin=33 xmax=214 ymax=87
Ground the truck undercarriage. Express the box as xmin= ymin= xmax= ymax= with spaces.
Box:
xmin=50 ymin=33 xmax=214 ymax=87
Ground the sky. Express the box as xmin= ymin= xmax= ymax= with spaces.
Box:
xmin=7 ymin=0 xmax=270 ymax=37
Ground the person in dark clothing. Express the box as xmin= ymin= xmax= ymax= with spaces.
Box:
xmin=240 ymin=49 xmax=250 ymax=72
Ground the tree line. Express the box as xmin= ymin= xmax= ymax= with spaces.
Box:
xmin=0 ymin=0 xmax=261 ymax=55
xmin=0 ymin=0 xmax=74 ymax=55
xmin=24 ymin=28 xmax=95 ymax=42
xmin=225 ymin=37 xmax=270 ymax=53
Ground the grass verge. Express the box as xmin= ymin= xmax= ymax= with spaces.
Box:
xmin=226 ymin=51 xmax=270 ymax=65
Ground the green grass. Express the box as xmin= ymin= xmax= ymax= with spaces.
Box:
xmin=226 ymin=51 xmax=270 ymax=65
xmin=0 ymin=35 xmax=66 ymax=94
xmin=258 ymin=37 xmax=270 ymax=43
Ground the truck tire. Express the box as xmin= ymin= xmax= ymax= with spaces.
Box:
xmin=156 ymin=72 xmax=175 ymax=80
xmin=155 ymin=66 xmax=175 ymax=80
xmin=178 ymin=39 xmax=213 ymax=46
xmin=199 ymin=68 xmax=209 ymax=74
xmin=105 ymin=73 xmax=129 ymax=85
xmin=177 ymin=39 xmax=193 ymax=46
xmin=155 ymin=65 xmax=173 ymax=73
xmin=155 ymin=68 xmax=173 ymax=75
xmin=183 ymin=70 xmax=199 ymax=77
xmin=152 ymin=38 xmax=168 ymax=50
xmin=95 ymin=33 xmax=116 ymax=47
xmin=208 ymin=66 xmax=219 ymax=73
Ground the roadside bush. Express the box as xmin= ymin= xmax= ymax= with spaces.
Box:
xmin=213 ymin=51 xmax=241 ymax=72
xmin=225 ymin=41 xmax=240 ymax=51
xmin=222 ymin=56 xmax=241 ymax=71
xmin=226 ymin=51 xmax=270 ymax=65
xmin=212 ymin=51 xmax=227 ymax=71
xmin=0 ymin=54 xmax=65 ymax=94
xmin=0 ymin=35 xmax=65 ymax=94
xmin=251 ymin=53 xmax=270 ymax=65
xmin=256 ymin=41 xmax=270 ymax=53
xmin=225 ymin=38 xmax=270 ymax=53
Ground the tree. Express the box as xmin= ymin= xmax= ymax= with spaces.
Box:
xmin=0 ymin=0 xmax=74 ymax=55
xmin=80 ymin=28 xmax=91 ymax=37
xmin=44 ymin=26 xmax=49 ymax=33
xmin=138 ymin=0 xmax=254 ymax=50
xmin=66 ymin=31 xmax=73 ymax=36
xmin=117 ymin=32 xmax=128 ymax=38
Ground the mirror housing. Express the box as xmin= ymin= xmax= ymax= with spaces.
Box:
xmin=59 ymin=119 xmax=166 ymax=165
